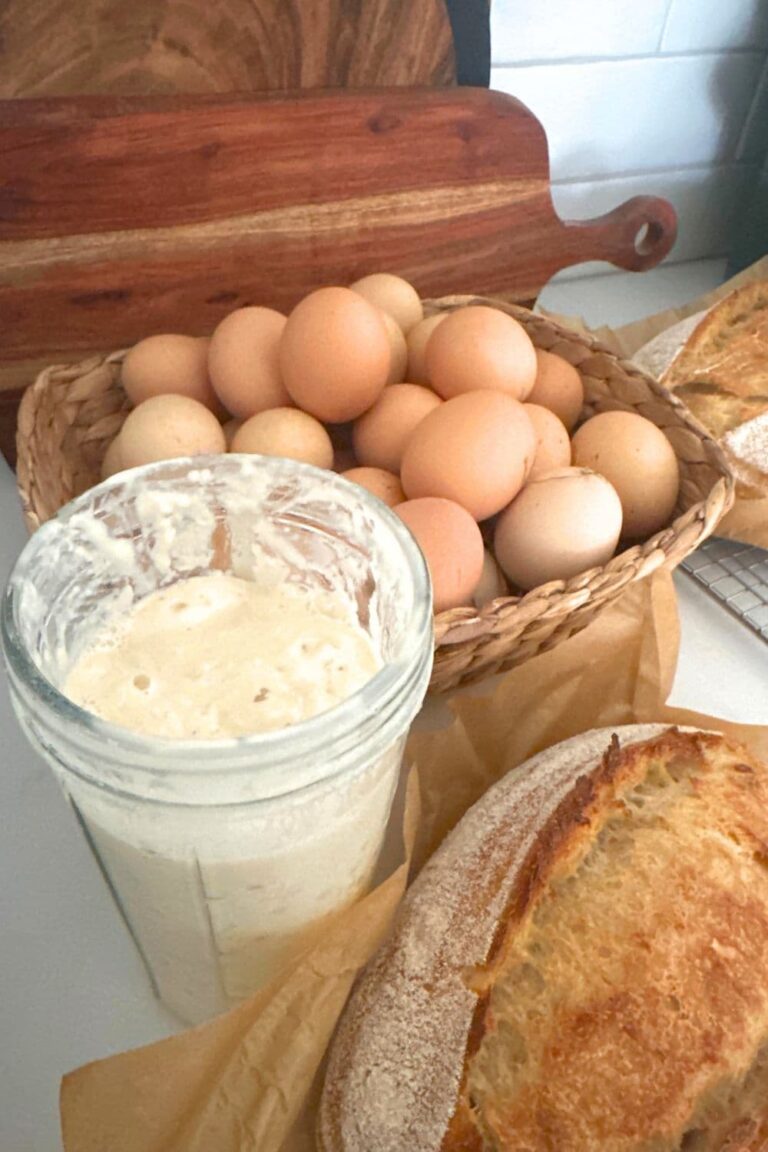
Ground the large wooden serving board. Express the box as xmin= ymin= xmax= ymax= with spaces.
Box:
xmin=0 ymin=0 xmax=456 ymax=96
xmin=0 ymin=87 xmax=676 ymax=461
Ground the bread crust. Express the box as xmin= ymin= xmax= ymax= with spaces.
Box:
xmin=664 ymin=284 xmax=768 ymax=487
xmin=634 ymin=283 xmax=768 ymax=490
xmin=318 ymin=724 xmax=768 ymax=1152
xmin=662 ymin=282 xmax=768 ymax=412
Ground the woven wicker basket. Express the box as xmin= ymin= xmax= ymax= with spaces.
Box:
xmin=16 ymin=296 xmax=734 ymax=693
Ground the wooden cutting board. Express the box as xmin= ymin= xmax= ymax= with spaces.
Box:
xmin=0 ymin=0 xmax=455 ymax=96
xmin=0 ymin=87 xmax=676 ymax=462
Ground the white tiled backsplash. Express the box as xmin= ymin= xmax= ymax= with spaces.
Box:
xmin=490 ymin=0 xmax=768 ymax=276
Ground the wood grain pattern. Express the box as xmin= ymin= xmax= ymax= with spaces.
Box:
xmin=0 ymin=88 xmax=677 ymax=462
xmin=0 ymin=91 xmax=549 ymax=239
xmin=0 ymin=0 xmax=455 ymax=97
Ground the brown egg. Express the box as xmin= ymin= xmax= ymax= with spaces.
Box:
xmin=529 ymin=349 xmax=584 ymax=431
xmin=401 ymin=391 xmax=536 ymax=521
xmin=493 ymin=468 xmax=623 ymax=591
xmin=352 ymin=383 xmax=442 ymax=472
xmin=472 ymin=549 xmax=509 ymax=608
xmin=349 ymin=273 xmax=423 ymax=334
xmin=395 ymin=497 xmax=484 ymax=613
xmin=380 ymin=311 xmax=408 ymax=385
xmin=121 ymin=335 xmax=222 ymax=414
xmin=426 ymin=306 xmax=537 ymax=402
xmin=232 ymin=408 xmax=333 ymax=470
xmin=222 ymin=417 xmax=244 ymax=448
xmin=280 ymin=287 xmax=390 ymax=422
xmin=120 ymin=394 xmax=227 ymax=469
xmin=100 ymin=434 xmax=126 ymax=480
xmin=406 ymin=313 xmax=448 ymax=385
xmin=571 ymin=411 xmax=680 ymax=538
xmin=341 ymin=467 xmax=405 ymax=508
xmin=524 ymin=403 xmax=572 ymax=479
xmin=208 ymin=307 xmax=289 ymax=419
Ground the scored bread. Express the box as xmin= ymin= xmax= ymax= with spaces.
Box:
xmin=661 ymin=282 xmax=768 ymax=438
xmin=318 ymin=725 xmax=768 ymax=1152
xmin=634 ymin=282 xmax=768 ymax=492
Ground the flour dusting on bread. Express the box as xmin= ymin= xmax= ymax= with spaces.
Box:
xmin=318 ymin=724 xmax=670 ymax=1151
xmin=319 ymin=725 xmax=768 ymax=1152
xmin=723 ymin=412 xmax=768 ymax=488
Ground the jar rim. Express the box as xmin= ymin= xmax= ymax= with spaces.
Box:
xmin=2 ymin=455 xmax=433 ymax=783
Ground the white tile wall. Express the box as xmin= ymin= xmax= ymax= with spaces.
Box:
xmin=491 ymin=1 xmax=670 ymax=64
xmin=551 ymin=164 xmax=756 ymax=279
xmin=662 ymin=0 xmax=768 ymax=53
xmin=489 ymin=0 xmax=768 ymax=273
xmin=491 ymin=54 xmax=764 ymax=180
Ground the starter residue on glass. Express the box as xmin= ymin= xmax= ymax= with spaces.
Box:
xmin=10 ymin=457 xmax=428 ymax=1024
xmin=63 ymin=573 xmax=380 ymax=740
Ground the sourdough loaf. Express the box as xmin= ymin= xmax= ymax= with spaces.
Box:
xmin=318 ymin=725 xmax=768 ymax=1152
xmin=634 ymin=282 xmax=768 ymax=492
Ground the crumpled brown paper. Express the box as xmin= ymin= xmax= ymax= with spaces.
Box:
xmin=60 ymin=571 xmax=767 ymax=1151
xmin=543 ymin=256 xmax=768 ymax=549
xmin=407 ymin=569 xmax=678 ymax=874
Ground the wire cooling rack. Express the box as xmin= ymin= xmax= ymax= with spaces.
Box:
xmin=681 ymin=537 xmax=768 ymax=643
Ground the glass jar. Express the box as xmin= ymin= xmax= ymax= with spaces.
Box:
xmin=2 ymin=456 xmax=433 ymax=1024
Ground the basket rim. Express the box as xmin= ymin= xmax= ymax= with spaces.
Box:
xmin=14 ymin=294 xmax=736 ymax=681
xmin=426 ymin=295 xmax=734 ymax=637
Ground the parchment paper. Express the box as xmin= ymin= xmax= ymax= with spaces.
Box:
xmin=60 ymin=569 xmax=767 ymax=1151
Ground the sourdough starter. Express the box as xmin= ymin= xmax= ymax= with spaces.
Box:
xmin=64 ymin=574 xmax=380 ymax=739
xmin=5 ymin=457 xmax=432 ymax=1025
xmin=62 ymin=573 xmax=394 ymax=1022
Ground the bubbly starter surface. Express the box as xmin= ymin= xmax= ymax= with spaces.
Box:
xmin=64 ymin=574 xmax=380 ymax=739
xmin=59 ymin=572 xmax=395 ymax=1024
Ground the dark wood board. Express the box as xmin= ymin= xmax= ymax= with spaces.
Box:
xmin=0 ymin=88 xmax=677 ymax=462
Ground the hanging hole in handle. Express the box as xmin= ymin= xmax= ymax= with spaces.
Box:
xmin=634 ymin=220 xmax=664 ymax=257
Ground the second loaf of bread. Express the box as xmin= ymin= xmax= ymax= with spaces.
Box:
xmin=319 ymin=724 xmax=768 ymax=1152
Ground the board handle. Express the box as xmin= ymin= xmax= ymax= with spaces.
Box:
xmin=562 ymin=195 xmax=678 ymax=272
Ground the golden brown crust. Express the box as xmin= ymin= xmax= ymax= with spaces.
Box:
xmin=721 ymin=1116 xmax=768 ymax=1151
xmin=321 ymin=725 xmax=666 ymax=1152
xmin=443 ymin=729 xmax=734 ymax=1149
xmin=320 ymin=725 xmax=768 ymax=1152
xmin=438 ymin=743 xmax=627 ymax=1151
xmin=662 ymin=282 xmax=768 ymax=443
xmin=460 ymin=730 xmax=768 ymax=1152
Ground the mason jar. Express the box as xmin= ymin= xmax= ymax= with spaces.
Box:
xmin=2 ymin=455 xmax=433 ymax=1024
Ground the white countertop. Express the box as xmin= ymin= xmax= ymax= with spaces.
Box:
xmin=2 ymin=260 xmax=767 ymax=1152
